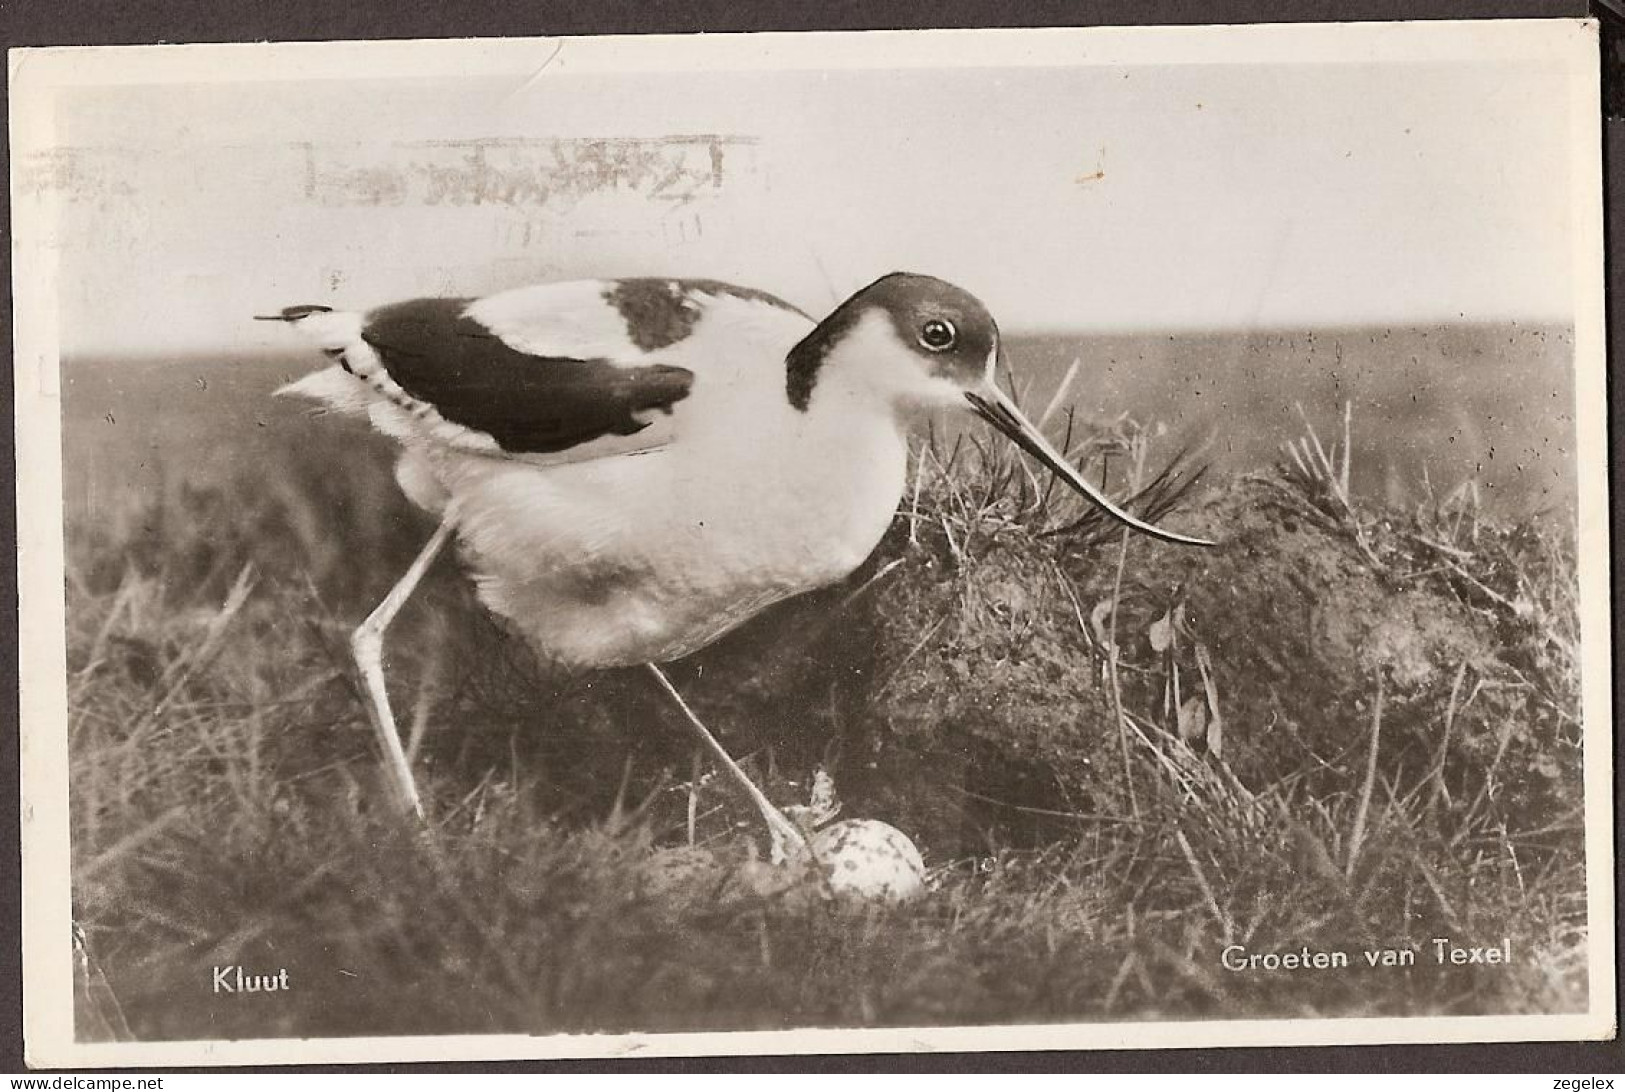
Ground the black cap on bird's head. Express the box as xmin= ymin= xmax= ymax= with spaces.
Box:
xmin=788 ymin=272 xmax=997 ymax=410
xmin=790 ymin=271 xmax=1213 ymax=548
xmin=849 ymin=271 xmax=1001 ymax=390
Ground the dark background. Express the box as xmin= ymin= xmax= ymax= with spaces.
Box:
xmin=2 ymin=0 xmax=1619 ymax=1075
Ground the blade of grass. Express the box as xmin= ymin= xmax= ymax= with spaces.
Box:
xmin=1106 ymin=526 xmax=1139 ymax=819
xmin=1174 ymin=827 xmax=1231 ymax=942
xmin=1036 ymin=358 xmax=1083 ymax=430
xmin=1345 ymin=673 xmax=1385 ymax=879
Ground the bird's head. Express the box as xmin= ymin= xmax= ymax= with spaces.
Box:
xmin=789 ymin=273 xmax=998 ymax=411
xmin=790 ymin=272 xmax=1213 ymax=547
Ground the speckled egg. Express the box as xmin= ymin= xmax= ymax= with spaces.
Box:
xmin=810 ymin=819 xmax=927 ymax=902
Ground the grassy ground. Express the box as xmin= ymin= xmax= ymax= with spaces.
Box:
xmin=65 ymin=396 xmax=1588 ymax=1041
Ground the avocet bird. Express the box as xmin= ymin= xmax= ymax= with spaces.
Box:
xmin=269 ymin=273 xmax=1211 ymax=853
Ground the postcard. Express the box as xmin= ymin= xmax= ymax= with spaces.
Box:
xmin=12 ymin=19 xmax=1614 ymax=1066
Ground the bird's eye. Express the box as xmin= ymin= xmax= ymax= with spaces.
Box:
xmin=918 ymin=318 xmax=958 ymax=352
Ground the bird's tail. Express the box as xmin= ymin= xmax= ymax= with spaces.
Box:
xmin=263 ymin=304 xmax=371 ymax=407
xmin=257 ymin=303 xmax=365 ymax=355
xmin=253 ymin=304 xmax=334 ymax=322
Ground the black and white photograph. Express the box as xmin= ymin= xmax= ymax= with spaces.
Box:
xmin=12 ymin=19 xmax=1614 ymax=1066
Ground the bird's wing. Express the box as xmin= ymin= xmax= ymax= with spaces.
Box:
xmin=279 ymin=278 xmax=812 ymax=467
xmin=360 ymin=290 xmax=694 ymax=459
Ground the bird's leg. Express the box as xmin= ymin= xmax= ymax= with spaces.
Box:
xmin=644 ymin=663 xmax=809 ymax=861
xmin=352 ymin=517 xmax=455 ymax=819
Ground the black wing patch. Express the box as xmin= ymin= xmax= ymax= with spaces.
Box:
xmin=361 ymin=298 xmax=694 ymax=455
xmin=603 ymin=278 xmax=810 ymax=352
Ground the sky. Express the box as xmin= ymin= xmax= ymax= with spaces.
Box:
xmin=15 ymin=27 xmax=1591 ymax=355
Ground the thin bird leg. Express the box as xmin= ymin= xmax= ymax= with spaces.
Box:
xmin=352 ymin=518 xmax=455 ymax=819
xmin=644 ymin=663 xmax=809 ymax=861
